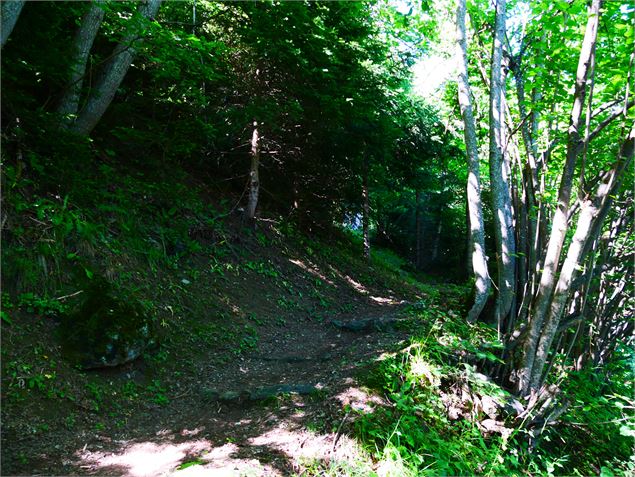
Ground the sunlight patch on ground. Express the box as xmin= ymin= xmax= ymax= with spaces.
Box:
xmin=79 ymin=439 xmax=212 ymax=477
xmin=288 ymin=258 xmax=335 ymax=285
xmin=79 ymin=440 xmax=272 ymax=477
xmin=369 ymin=295 xmax=403 ymax=305
xmin=180 ymin=443 xmax=268 ymax=476
xmin=343 ymin=275 xmax=369 ymax=295
xmin=335 ymin=386 xmax=384 ymax=413
xmin=248 ymin=423 xmax=366 ymax=470
xmin=325 ymin=266 xmax=400 ymax=305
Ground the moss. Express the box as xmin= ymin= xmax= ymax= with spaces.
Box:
xmin=59 ymin=276 xmax=155 ymax=369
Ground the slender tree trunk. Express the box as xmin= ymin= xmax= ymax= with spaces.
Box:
xmin=1 ymin=0 xmax=25 ymax=48
xmin=71 ymin=0 xmax=162 ymax=135
xmin=488 ymin=0 xmax=515 ymax=328
xmin=456 ymin=0 xmax=490 ymax=323
xmin=58 ymin=1 xmax=105 ymax=125
xmin=529 ymin=128 xmax=633 ymax=390
xmin=511 ymin=52 xmax=541 ymax=307
xmin=415 ymin=190 xmax=423 ymax=270
xmin=245 ymin=121 xmax=260 ymax=223
xmin=517 ymin=0 xmax=602 ymax=395
xmin=431 ymin=220 xmax=443 ymax=263
xmin=362 ymin=155 xmax=371 ymax=262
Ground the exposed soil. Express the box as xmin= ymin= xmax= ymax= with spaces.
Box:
xmin=1 ymin=222 xmax=428 ymax=476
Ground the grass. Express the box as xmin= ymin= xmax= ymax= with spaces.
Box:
xmin=2 ymin=140 xmax=633 ymax=477
xmin=343 ymin=297 xmax=635 ymax=477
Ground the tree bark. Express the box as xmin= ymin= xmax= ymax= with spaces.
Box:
xmin=71 ymin=0 xmax=162 ymax=135
xmin=415 ymin=190 xmax=423 ymax=270
xmin=488 ymin=0 xmax=515 ymax=328
xmin=456 ymin=0 xmax=490 ymax=323
xmin=1 ymin=0 xmax=25 ymax=48
xmin=431 ymin=219 xmax=443 ymax=263
xmin=245 ymin=121 xmax=260 ymax=223
xmin=518 ymin=0 xmax=602 ymax=396
xmin=57 ymin=1 xmax=106 ymax=125
xmin=362 ymin=155 xmax=371 ymax=262
xmin=529 ymin=128 xmax=633 ymax=390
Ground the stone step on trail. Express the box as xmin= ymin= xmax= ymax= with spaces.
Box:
xmin=330 ymin=316 xmax=402 ymax=332
xmin=201 ymin=383 xmax=322 ymax=403
xmin=254 ymin=353 xmax=335 ymax=363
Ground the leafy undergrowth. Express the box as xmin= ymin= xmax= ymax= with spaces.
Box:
xmin=1 ymin=141 xmax=425 ymax=474
xmin=337 ymin=305 xmax=635 ymax=477
xmin=2 ymin=143 xmax=633 ymax=476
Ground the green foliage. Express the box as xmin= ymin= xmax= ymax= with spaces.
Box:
xmin=58 ymin=277 xmax=155 ymax=369
xmin=146 ymin=379 xmax=169 ymax=406
xmin=176 ymin=459 xmax=205 ymax=471
xmin=354 ymin=296 xmax=634 ymax=476
xmin=17 ymin=293 xmax=67 ymax=318
xmin=552 ymin=349 xmax=635 ymax=475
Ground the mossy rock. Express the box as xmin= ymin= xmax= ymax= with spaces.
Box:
xmin=59 ymin=277 xmax=156 ymax=369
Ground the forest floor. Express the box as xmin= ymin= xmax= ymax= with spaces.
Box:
xmin=2 ymin=213 xmax=459 ymax=476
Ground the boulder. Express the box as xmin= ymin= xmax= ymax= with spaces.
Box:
xmin=59 ymin=277 xmax=156 ymax=369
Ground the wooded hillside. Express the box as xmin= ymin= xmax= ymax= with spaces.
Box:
xmin=1 ymin=1 xmax=633 ymax=475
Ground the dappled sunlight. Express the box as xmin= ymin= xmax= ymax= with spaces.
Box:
xmin=342 ymin=275 xmax=369 ymax=295
xmin=370 ymin=295 xmax=403 ymax=306
xmin=335 ymin=386 xmax=384 ymax=413
xmin=288 ymin=258 xmax=335 ymax=286
xmin=78 ymin=438 xmax=275 ymax=476
xmin=409 ymin=356 xmax=440 ymax=387
xmin=248 ymin=422 xmax=366 ymax=466
xmin=79 ymin=439 xmax=212 ymax=477
xmin=326 ymin=265 xmax=401 ymax=305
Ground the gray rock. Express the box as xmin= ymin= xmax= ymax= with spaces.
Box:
xmin=249 ymin=384 xmax=318 ymax=400
xmin=201 ymin=384 xmax=320 ymax=403
xmin=59 ymin=277 xmax=156 ymax=370
xmin=331 ymin=317 xmax=398 ymax=332
xmin=219 ymin=390 xmax=244 ymax=402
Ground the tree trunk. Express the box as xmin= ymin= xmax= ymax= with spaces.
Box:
xmin=245 ymin=121 xmax=260 ymax=224
xmin=517 ymin=0 xmax=602 ymax=396
xmin=456 ymin=0 xmax=490 ymax=323
xmin=1 ymin=0 xmax=25 ymax=48
xmin=488 ymin=0 xmax=515 ymax=328
xmin=362 ymin=155 xmax=370 ymax=262
xmin=529 ymin=128 xmax=633 ymax=390
xmin=57 ymin=1 xmax=106 ymax=125
xmin=415 ymin=190 xmax=423 ymax=270
xmin=431 ymin=220 xmax=443 ymax=263
xmin=71 ymin=0 xmax=162 ymax=135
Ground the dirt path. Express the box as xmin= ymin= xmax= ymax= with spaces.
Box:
xmin=3 ymin=286 xmax=414 ymax=477
xmin=71 ymin=303 xmax=408 ymax=476
xmin=2 ymin=223 xmax=428 ymax=476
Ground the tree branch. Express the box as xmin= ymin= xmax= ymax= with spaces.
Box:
xmin=588 ymin=100 xmax=634 ymax=142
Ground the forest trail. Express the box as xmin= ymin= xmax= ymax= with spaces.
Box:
xmin=79 ymin=304 xmax=409 ymax=476
xmin=2 ymin=222 xmax=428 ymax=476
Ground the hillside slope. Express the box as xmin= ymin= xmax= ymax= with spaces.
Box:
xmin=1 ymin=158 xmax=449 ymax=475
xmin=2 ymin=154 xmax=631 ymax=477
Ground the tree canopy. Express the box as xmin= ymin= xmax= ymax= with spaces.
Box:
xmin=1 ymin=0 xmax=633 ymax=475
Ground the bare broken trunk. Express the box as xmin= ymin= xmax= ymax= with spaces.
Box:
xmin=245 ymin=122 xmax=260 ymax=224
